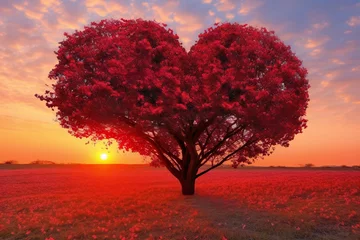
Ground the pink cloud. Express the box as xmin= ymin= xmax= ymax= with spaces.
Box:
xmin=331 ymin=59 xmax=345 ymax=65
xmin=310 ymin=48 xmax=322 ymax=56
xmin=312 ymin=22 xmax=329 ymax=30
xmin=352 ymin=66 xmax=360 ymax=72
xmin=321 ymin=81 xmax=330 ymax=87
xmin=347 ymin=16 xmax=360 ymax=27
xmin=142 ymin=2 xmax=150 ymax=10
xmin=331 ymin=40 xmax=358 ymax=55
xmin=304 ymin=37 xmax=330 ymax=49
xmin=13 ymin=3 xmax=44 ymax=20
xmin=238 ymin=0 xmax=264 ymax=15
xmin=40 ymin=0 xmax=61 ymax=8
xmin=85 ymin=0 xmax=128 ymax=17
xmin=172 ymin=12 xmax=205 ymax=51
xmin=325 ymin=71 xmax=340 ymax=80
xmin=151 ymin=2 xmax=177 ymax=23
xmin=148 ymin=3 xmax=208 ymax=51
xmin=336 ymin=87 xmax=352 ymax=103
xmin=179 ymin=37 xmax=191 ymax=44
xmin=215 ymin=0 xmax=235 ymax=12
xmin=319 ymin=75 xmax=360 ymax=107
xmin=225 ymin=13 xmax=235 ymax=20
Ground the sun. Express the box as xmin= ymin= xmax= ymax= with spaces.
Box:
xmin=100 ymin=153 xmax=108 ymax=161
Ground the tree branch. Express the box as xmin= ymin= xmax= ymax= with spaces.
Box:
xmin=164 ymin=122 xmax=187 ymax=164
xmin=199 ymin=128 xmax=247 ymax=168
xmin=154 ymin=139 xmax=182 ymax=170
xmin=196 ymin=137 xmax=257 ymax=179
xmin=119 ymin=118 xmax=181 ymax=179
xmin=199 ymin=124 xmax=246 ymax=163
xmin=198 ymin=125 xmax=218 ymax=159
xmin=191 ymin=115 xmax=217 ymax=141
xmin=161 ymin=151 xmax=182 ymax=171
xmin=148 ymin=139 xmax=181 ymax=179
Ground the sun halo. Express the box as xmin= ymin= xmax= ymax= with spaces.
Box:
xmin=100 ymin=153 xmax=108 ymax=161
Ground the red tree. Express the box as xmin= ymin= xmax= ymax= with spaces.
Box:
xmin=36 ymin=18 xmax=309 ymax=195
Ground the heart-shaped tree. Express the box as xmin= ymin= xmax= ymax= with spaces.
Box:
xmin=36 ymin=18 xmax=310 ymax=195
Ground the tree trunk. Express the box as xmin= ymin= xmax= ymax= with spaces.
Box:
xmin=180 ymin=179 xmax=196 ymax=195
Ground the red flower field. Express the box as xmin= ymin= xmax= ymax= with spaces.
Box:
xmin=0 ymin=165 xmax=359 ymax=240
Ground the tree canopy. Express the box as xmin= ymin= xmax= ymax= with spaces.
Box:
xmin=36 ymin=18 xmax=310 ymax=194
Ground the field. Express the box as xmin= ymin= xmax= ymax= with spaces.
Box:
xmin=0 ymin=165 xmax=359 ymax=240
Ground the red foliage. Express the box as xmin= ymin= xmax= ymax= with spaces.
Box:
xmin=35 ymin=19 xmax=310 ymax=193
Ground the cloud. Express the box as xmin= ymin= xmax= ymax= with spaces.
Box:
xmin=321 ymin=81 xmax=329 ymax=87
xmin=347 ymin=16 xmax=360 ymax=27
xmin=203 ymin=0 xmax=212 ymax=3
xmin=303 ymin=37 xmax=330 ymax=49
xmin=336 ymin=86 xmax=352 ymax=103
xmin=148 ymin=1 xmax=213 ymax=51
xmin=352 ymin=66 xmax=360 ymax=72
xmin=331 ymin=59 xmax=345 ymax=65
xmin=86 ymin=0 xmax=128 ymax=17
xmin=40 ymin=0 xmax=61 ymax=8
xmin=180 ymin=37 xmax=191 ymax=44
xmin=325 ymin=71 xmax=340 ymax=80
xmin=310 ymin=48 xmax=322 ymax=56
xmin=330 ymin=40 xmax=358 ymax=55
xmin=312 ymin=22 xmax=329 ymax=30
xmin=172 ymin=11 xmax=204 ymax=50
xmin=13 ymin=3 xmax=44 ymax=20
xmin=238 ymin=0 xmax=264 ymax=15
xmin=215 ymin=0 xmax=235 ymax=12
xmin=152 ymin=2 xmax=177 ymax=23
xmin=225 ymin=13 xmax=235 ymax=20
xmin=142 ymin=2 xmax=150 ymax=9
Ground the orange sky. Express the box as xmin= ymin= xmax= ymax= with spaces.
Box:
xmin=0 ymin=0 xmax=359 ymax=166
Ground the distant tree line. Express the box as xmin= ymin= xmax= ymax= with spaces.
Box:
xmin=1 ymin=160 xmax=56 ymax=164
xmin=3 ymin=160 xmax=18 ymax=164
xmin=304 ymin=163 xmax=314 ymax=168
xmin=30 ymin=160 xmax=56 ymax=164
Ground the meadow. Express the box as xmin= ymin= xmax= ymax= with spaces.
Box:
xmin=0 ymin=165 xmax=359 ymax=240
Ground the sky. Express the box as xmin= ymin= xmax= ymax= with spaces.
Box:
xmin=0 ymin=0 xmax=359 ymax=166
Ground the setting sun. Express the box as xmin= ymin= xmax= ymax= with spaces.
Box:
xmin=100 ymin=153 xmax=108 ymax=161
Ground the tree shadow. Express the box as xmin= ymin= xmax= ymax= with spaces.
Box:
xmin=178 ymin=192 xmax=358 ymax=240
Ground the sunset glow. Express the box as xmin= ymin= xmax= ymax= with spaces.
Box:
xmin=0 ymin=0 xmax=359 ymax=166
xmin=100 ymin=153 xmax=108 ymax=161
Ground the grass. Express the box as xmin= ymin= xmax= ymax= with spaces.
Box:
xmin=0 ymin=165 xmax=359 ymax=240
